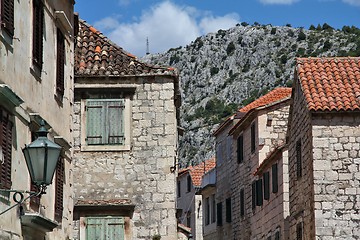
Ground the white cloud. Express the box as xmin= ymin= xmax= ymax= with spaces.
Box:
xmin=342 ymin=0 xmax=360 ymax=6
xmin=93 ymin=1 xmax=240 ymax=57
xmin=259 ymin=0 xmax=299 ymax=4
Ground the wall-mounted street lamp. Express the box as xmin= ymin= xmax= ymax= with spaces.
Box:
xmin=0 ymin=120 xmax=62 ymax=215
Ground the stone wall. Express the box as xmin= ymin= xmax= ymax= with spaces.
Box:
xmin=312 ymin=113 xmax=360 ymax=239
xmin=73 ymin=76 xmax=178 ymax=240
xmin=288 ymin=79 xmax=315 ymax=240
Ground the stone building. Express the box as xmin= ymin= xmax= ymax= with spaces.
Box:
xmin=72 ymin=20 xmax=181 ymax=240
xmin=177 ymin=157 xmax=215 ymax=240
xmin=0 ymin=0 xmax=75 ymax=239
xmin=288 ymin=57 xmax=360 ymax=239
xmin=214 ymin=87 xmax=291 ymax=240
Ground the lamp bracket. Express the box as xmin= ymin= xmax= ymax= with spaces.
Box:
xmin=0 ymin=187 xmax=44 ymax=216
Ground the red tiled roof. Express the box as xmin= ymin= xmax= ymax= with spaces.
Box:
xmin=239 ymin=87 xmax=292 ymax=113
xmin=180 ymin=158 xmax=216 ymax=187
xmin=296 ymin=57 xmax=360 ymax=111
xmin=75 ymin=20 xmax=178 ymax=77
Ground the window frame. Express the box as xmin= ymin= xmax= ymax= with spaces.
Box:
xmin=225 ymin=197 xmax=232 ymax=223
xmin=263 ymin=171 xmax=270 ymax=200
xmin=0 ymin=0 xmax=15 ymax=36
xmin=251 ymin=122 xmax=256 ymax=153
xmin=237 ymin=134 xmax=244 ymax=163
xmin=0 ymin=107 xmax=12 ymax=190
xmin=32 ymin=0 xmax=44 ymax=71
xmin=55 ymin=27 xmax=65 ymax=100
xmin=216 ymin=202 xmax=223 ymax=226
xmin=272 ymin=163 xmax=279 ymax=193
xmin=187 ymin=175 xmax=191 ymax=192
xmin=80 ymin=97 xmax=131 ymax=151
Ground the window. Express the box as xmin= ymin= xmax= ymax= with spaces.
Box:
xmin=252 ymin=181 xmax=256 ymax=209
xmin=296 ymin=222 xmax=303 ymax=240
xmin=272 ymin=163 xmax=278 ymax=193
xmin=275 ymin=230 xmax=280 ymax=240
xmin=32 ymin=0 xmax=44 ymax=70
xmin=82 ymin=98 xmax=131 ymax=151
xmin=0 ymin=107 xmax=12 ymax=190
xmin=55 ymin=157 xmax=64 ymax=222
xmin=1 ymin=0 xmax=14 ymax=36
xmin=240 ymin=189 xmax=245 ymax=217
xmin=251 ymin=123 xmax=256 ymax=153
xmin=296 ymin=139 xmax=302 ymax=178
xmin=86 ymin=216 xmax=124 ymax=240
xmin=205 ymin=197 xmax=210 ymax=225
xmin=177 ymin=181 xmax=181 ymax=197
xmin=187 ymin=175 xmax=191 ymax=192
xmin=256 ymin=179 xmax=263 ymax=206
xmin=263 ymin=171 xmax=270 ymax=200
xmin=237 ymin=134 xmax=244 ymax=163
xmin=226 ymin=198 xmax=231 ymax=223
xmin=211 ymin=194 xmax=216 ymax=223
xmin=186 ymin=212 xmax=191 ymax=227
xmin=216 ymin=202 xmax=222 ymax=226
xmin=56 ymin=28 xmax=65 ymax=99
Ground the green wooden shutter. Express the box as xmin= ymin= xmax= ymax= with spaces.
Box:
xmin=86 ymin=217 xmax=124 ymax=240
xmin=263 ymin=171 xmax=270 ymax=200
xmin=106 ymin=100 xmax=125 ymax=145
xmin=272 ymin=163 xmax=278 ymax=193
xmin=86 ymin=100 xmax=105 ymax=145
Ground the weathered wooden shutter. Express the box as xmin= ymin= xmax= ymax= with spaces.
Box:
xmin=86 ymin=217 xmax=125 ymax=240
xmin=1 ymin=0 xmax=14 ymax=36
xmin=251 ymin=123 xmax=256 ymax=153
xmin=256 ymin=179 xmax=263 ymax=206
xmin=263 ymin=171 xmax=270 ymax=200
xmin=296 ymin=139 xmax=302 ymax=178
xmin=55 ymin=157 xmax=64 ymax=222
xmin=32 ymin=0 xmax=44 ymax=69
xmin=56 ymin=28 xmax=65 ymax=98
xmin=216 ymin=202 xmax=222 ymax=226
xmin=237 ymin=135 xmax=243 ymax=163
xmin=86 ymin=100 xmax=105 ymax=145
xmin=225 ymin=198 xmax=231 ymax=223
xmin=0 ymin=108 xmax=12 ymax=189
xmin=240 ymin=188 xmax=245 ymax=217
xmin=272 ymin=163 xmax=278 ymax=193
xmin=107 ymin=100 xmax=125 ymax=145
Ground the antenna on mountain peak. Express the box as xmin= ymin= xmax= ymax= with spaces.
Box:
xmin=146 ymin=37 xmax=150 ymax=55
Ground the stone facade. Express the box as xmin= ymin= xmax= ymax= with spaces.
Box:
xmin=289 ymin=76 xmax=360 ymax=239
xmin=0 ymin=0 xmax=75 ymax=239
xmin=201 ymin=169 xmax=217 ymax=240
xmin=73 ymin=75 xmax=179 ymax=240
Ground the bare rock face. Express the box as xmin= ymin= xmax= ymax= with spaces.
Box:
xmin=142 ymin=23 xmax=360 ymax=167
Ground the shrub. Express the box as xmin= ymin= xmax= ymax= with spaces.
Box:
xmin=297 ymin=31 xmax=306 ymax=41
xmin=270 ymin=27 xmax=277 ymax=35
xmin=309 ymin=25 xmax=316 ymax=30
xmin=241 ymin=22 xmax=249 ymax=27
xmin=226 ymin=41 xmax=236 ymax=55
xmin=210 ymin=67 xmax=219 ymax=76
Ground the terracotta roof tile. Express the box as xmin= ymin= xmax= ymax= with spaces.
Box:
xmin=75 ymin=19 xmax=178 ymax=77
xmin=239 ymin=87 xmax=292 ymax=113
xmin=297 ymin=57 xmax=360 ymax=111
xmin=180 ymin=158 xmax=216 ymax=187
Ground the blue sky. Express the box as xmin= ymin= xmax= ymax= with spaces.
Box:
xmin=75 ymin=0 xmax=360 ymax=57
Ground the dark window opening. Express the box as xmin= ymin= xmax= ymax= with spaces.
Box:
xmin=237 ymin=134 xmax=244 ymax=163
xmin=264 ymin=171 xmax=270 ymax=200
xmin=251 ymin=181 xmax=256 ymax=209
xmin=225 ymin=198 xmax=231 ymax=223
xmin=296 ymin=139 xmax=302 ymax=178
xmin=251 ymin=123 xmax=256 ymax=153
xmin=256 ymin=179 xmax=263 ymax=206
xmin=216 ymin=202 xmax=222 ymax=226
xmin=32 ymin=0 xmax=44 ymax=70
xmin=187 ymin=175 xmax=191 ymax=192
xmin=177 ymin=181 xmax=181 ymax=197
xmin=240 ymin=189 xmax=245 ymax=217
xmin=56 ymin=28 xmax=65 ymax=99
xmin=272 ymin=163 xmax=278 ymax=193
xmin=296 ymin=222 xmax=303 ymax=240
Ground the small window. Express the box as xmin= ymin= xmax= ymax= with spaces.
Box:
xmin=251 ymin=181 xmax=256 ymax=209
xmin=296 ymin=139 xmax=302 ymax=178
xmin=275 ymin=230 xmax=281 ymax=240
xmin=187 ymin=175 xmax=191 ymax=192
xmin=296 ymin=222 xmax=303 ymax=240
xmin=0 ymin=107 xmax=13 ymax=190
xmin=251 ymin=123 xmax=256 ymax=153
xmin=205 ymin=197 xmax=210 ymax=225
xmin=1 ymin=0 xmax=14 ymax=36
xmin=56 ymin=28 xmax=65 ymax=99
xmin=216 ymin=202 xmax=223 ymax=226
xmin=55 ymin=157 xmax=65 ymax=222
xmin=177 ymin=181 xmax=181 ymax=197
xmin=263 ymin=171 xmax=270 ymax=200
xmin=272 ymin=163 xmax=278 ymax=193
xmin=211 ymin=194 xmax=216 ymax=223
xmin=256 ymin=179 xmax=263 ymax=206
xmin=32 ymin=0 xmax=44 ymax=70
xmin=240 ymin=189 xmax=245 ymax=217
xmin=237 ymin=134 xmax=244 ymax=163
xmin=226 ymin=198 xmax=231 ymax=223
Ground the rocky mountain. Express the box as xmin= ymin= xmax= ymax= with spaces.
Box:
xmin=142 ymin=23 xmax=360 ymax=167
